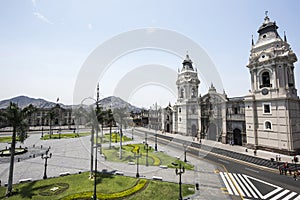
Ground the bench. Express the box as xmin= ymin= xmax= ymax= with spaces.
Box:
xmin=115 ymin=171 xmax=124 ymax=175
xmin=152 ymin=176 xmax=163 ymax=181
xmin=59 ymin=172 xmax=70 ymax=176
xmin=128 ymin=162 xmax=135 ymax=165
xmin=19 ymin=178 xmax=32 ymax=183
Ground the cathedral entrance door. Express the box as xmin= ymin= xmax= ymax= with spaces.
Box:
xmin=207 ymin=123 xmax=217 ymax=141
xmin=166 ymin=123 xmax=170 ymax=133
xmin=233 ymin=128 xmax=242 ymax=145
xmin=191 ymin=124 xmax=197 ymax=137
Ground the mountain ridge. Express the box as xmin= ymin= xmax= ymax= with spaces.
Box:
xmin=0 ymin=95 xmax=142 ymax=112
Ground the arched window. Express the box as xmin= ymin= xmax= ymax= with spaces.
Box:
xmin=191 ymin=88 xmax=196 ymax=98
xmin=265 ymin=121 xmax=272 ymax=130
xmin=180 ymin=88 xmax=184 ymax=98
xmin=261 ymin=71 xmax=271 ymax=88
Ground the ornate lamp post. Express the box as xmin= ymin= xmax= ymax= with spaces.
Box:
xmin=183 ymin=144 xmax=188 ymax=162
xmin=174 ymin=163 xmax=185 ymax=200
xmin=144 ymin=143 xmax=151 ymax=166
xmin=132 ymin=127 xmax=134 ymax=140
xmin=41 ymin=148 xmax=52 ymax=179
xmin=155 ymin=134 xmax=158 ymax=151
xmin=135 ymin=149 xmax=142 ymax=178
xmin=145 ymin=132 xmax=147 ymax=144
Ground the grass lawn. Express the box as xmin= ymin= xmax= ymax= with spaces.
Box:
xmin=103 ymin=132 xmax=132 ymax=143
xmin=41 ymin=132 xmax=90 ymax=140
xmin=0 ymin=172 xmax=195 ymax=200
xmin=0 ymin=136 xmax=21 ymax=143
xmin=102 ymin=144 xmax=194 ymax=170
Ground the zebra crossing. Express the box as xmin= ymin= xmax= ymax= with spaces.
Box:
xmin=220 ymin=172 xmax=300 ymax=200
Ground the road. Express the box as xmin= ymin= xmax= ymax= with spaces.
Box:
xmin=134 ymin=128 xmax=300 ymax=200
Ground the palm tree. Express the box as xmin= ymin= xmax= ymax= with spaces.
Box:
xmin=0 ymin=102 xmax=36 ymax=196
xmin=113 ymin=107 xmax=130 ymax=159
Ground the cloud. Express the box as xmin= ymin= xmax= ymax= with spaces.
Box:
xmin=88 ymin=23 xmax=93 ymax=30
xmin=33 ymin=12 xmax=53 ymax=24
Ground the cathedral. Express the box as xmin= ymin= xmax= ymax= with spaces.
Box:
xmin=160 ymin=15 xmax=300 ymax=155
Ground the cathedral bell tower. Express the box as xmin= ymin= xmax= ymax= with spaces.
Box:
xmin=245 ymin=13 xmax=300 ymax=154
xmin=173 ymin=54 xmax=200 ymax=136
xmin=248 ymin=13 xmax=298 ymax=98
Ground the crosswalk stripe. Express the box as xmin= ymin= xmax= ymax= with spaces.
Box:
xmin=270 ymin=189 xmax=290 ymax=200
xmin=281 ymin=192 xmax=297 ymax=200
xmin=294 ymin=195 xmax=300 ymax=200
xmin=224 ymin=172 xmax=239 ymax=196
xmin=220 ymin=172 xmax=233 ymax=195
xmin=238 ymin=174 xmax=258 ymax=199
xmin=220 ymin=172 xmax=299 ymax=200
xmin=228 ymin=173 xmax=245 ymax=197
xmin=233 ymin=173 xmax=251 ymax=197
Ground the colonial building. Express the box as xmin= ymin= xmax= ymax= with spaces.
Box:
xmin=160 ymin=15 xmax=300 ymax=154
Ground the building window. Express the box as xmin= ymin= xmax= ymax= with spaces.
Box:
xmin=265 ymin=121 xmax=272 ymax=130
xmin=260 ymin=71 xmax=272 ymax=88
xmin=263 ymin=103 xmax=271 ymax=114
xmin=191 ymin=88 xmax=196 ymax=98
xmin=179 ymin=118 xmax=181 ymax=122
xmin=179 ymin=108 xmax=181 ymax=113
xmin=180 ymin=88 xmax=184 ymax=98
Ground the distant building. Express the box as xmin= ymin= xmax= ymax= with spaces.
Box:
xmin=148 ymin=103 xmax=162 ymax=131
xmin=160 ymin=15 xmax=300 ymax=155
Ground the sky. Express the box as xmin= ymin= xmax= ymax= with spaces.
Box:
xmin=1 ymin=0 xmax=300 ymax=108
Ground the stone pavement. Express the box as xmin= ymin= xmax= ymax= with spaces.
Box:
xmin=0 ymin=129 xmax=229 ymax=200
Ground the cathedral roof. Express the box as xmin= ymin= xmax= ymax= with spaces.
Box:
xmin=257 ymin=15 xmax=279 ymax=35
xmin=181 ymin=54 xmax=194 ymax=71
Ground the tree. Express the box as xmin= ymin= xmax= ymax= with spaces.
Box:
xmin=106 ymin=109 xmax=115 ymax=149
xmin=113 ymin=107 xmax=130 ymax=159
xmin=95 ymin=106 xmax=106 ymax=153
xmin=0 ymin=102 xmax=36 ymax=196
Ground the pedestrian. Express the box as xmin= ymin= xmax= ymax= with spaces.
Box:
xmin=279 ymin=155 xmax=281 ymax=161
xmin=294 ymin=172 xmax=297 ymax=181
xmin=283 ymin=162 xmax=288 ymax=175
xmin=254 ymin=150 xmax=257 ymax=156
xmin=276 ymin=155 xmax=278 ymax=161
xmin=278 ymin=166 xmax=282 ymax=174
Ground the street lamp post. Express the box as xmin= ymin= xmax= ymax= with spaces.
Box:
xmin=135 ymin=149 xmax=142 ymax=178
xmin=41 ymin=148 xmax=52 ymax=179
xmin=183 ymin=144 xmax=188 ymax=162
xmin=175 ymin=163 xmax=185 ymax=200
xmin=144 ymin=143 xmax=150 ymax=166
xmin=132 ymin=127 xmax=134 ymax=140
xmin=93 ymin=141 xmax=100 ymax=200
xmin=155 ymin=134 xmax=158 ymax=151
